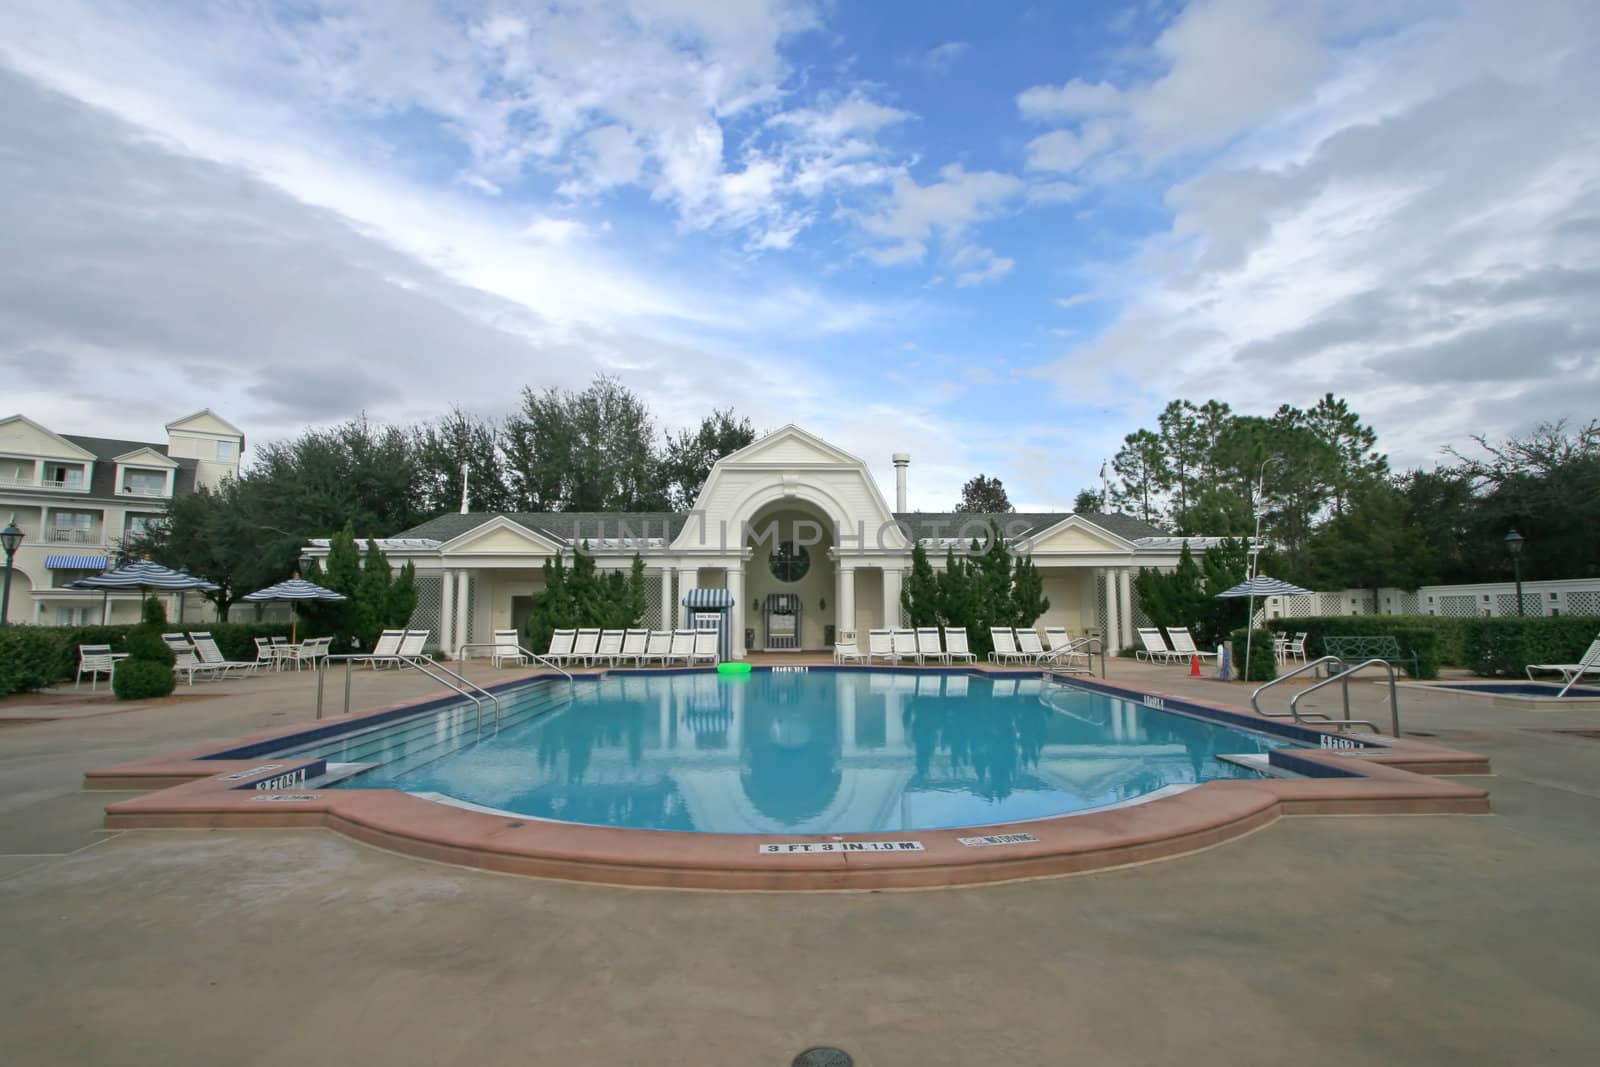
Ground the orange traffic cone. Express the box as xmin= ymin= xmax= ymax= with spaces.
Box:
xmin=1189 ymin=654 xmax=1201 ymax=677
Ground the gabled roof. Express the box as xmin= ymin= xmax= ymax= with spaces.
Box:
xmin=0 ymin=415 xmax=98 ymax=461
xmin=111 ymin=445 xmax=178 ymax=468
xmin=397 ymin=511 xmax=686 ymax=546
xmin=438 ymin=514 xmax=567 ymax=554
xmin=165 ymin=408 xmax=246 ymax=441
xmin=713 ymin=424 xmax=867 ymax=468
xmin=60 ymin=435 xmax=197 ymax=500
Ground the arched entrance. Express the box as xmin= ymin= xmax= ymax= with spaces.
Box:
xmin=744 ymin=499 xmax=835 ymax=650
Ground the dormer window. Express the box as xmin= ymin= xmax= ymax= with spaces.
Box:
xmin=121 ymin=469 xmax=169 ymax=497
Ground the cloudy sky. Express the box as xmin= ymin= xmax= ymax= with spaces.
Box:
xmin=3 ymin=0 xmax=1597 ymax=510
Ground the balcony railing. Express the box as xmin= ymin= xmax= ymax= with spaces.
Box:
xmin=47 ymin=528 xmax=101 ymax=545
xmin=119 ymin=485 xmax=169 ymax=498
xmin=0 ymin=474 xmax=87 ymax=492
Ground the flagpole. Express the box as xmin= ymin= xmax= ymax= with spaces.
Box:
xmin=1243 ymin=456 xmax=1283 ymax=682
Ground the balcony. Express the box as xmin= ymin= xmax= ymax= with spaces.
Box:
xmin=119 ymin=484 xmax=170 ymax=498
xmin=0 ymin=473 xmax=87 ymax=493
xmin=47 ymin=528 xmax=102 ymax=545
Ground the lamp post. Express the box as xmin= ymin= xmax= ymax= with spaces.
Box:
xmin=1504 ymin=529 xmax=1526 ymax=617
xmin=1241 ymin=458 xmax=1284 ymax=679
xmin=0 ymin=516 xmax=22 ymax=626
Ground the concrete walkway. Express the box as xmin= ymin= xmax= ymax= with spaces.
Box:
xmin=2 ymin=661 xmax=1599 ymax=1065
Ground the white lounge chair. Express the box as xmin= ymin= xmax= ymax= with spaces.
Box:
xmin=251 ymin=637 xmax=278 ymax=673
xmin=572 ymin=628 xmax=602 ymax=666
xmin=1527 ymin=636 xmax=1600 ymax=683
xmin=393 ymin=630 xmax=431 ymax=664
xmin=491 ymin=629 xmax=527 ymax=668
xmin=1167 ymin=627 xmax=1217 ymax=663
xmin=891 ymin=628 xmax=918 ymax=663
xmin=344 ymin=629 xmax=407 ymax=669
xmin=618 ymin=629 xmax=648 ymax=667
xmin=1135 ymin=627 xmax=1183 ymax=664
xmin=543 ymin=629 xmax=578 ymax=665
xmin=1016 ymin=629 xmax=1048 ymax=663
xmin=866 ymin=629 xmax=895 ymax=663
xmin=691 ymin=629 xmax=719 ymax=665
xmin=915 ymin=627 xmax=948 ymax=664
xmin=943 ymin=627 xmax=977 ymax=665
xmin=76 ymin=644 xmax=123 ymax=690
xmin=641 ymin=630 xmax=673 ymax=666
xmin=833 ymin=630 xmax=866 ymax=664
xmin=989 ymin=628 xmax=1029 ymax=665
xmin=188 ymin=632 xmax=257 ymax=676
xmin=667 ymin=630 xmax=696 ymax=665
xmin=163 ymin=633 xmax=227 ymax=685
xmin=595 ymin=629 xmax=625 ymax=666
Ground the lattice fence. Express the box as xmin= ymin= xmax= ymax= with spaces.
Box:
xmin=408 ymin=574 xmax=443 ymax=635
xmin=642 ymin=571 xmax=675 ymax=631
xmin=1495 ymin=592 xmax=1543 ymax=617
xmin=1129 ymin=584 xmax=1151 ymax=630
xmin=1566 ymin=591 xmax=1600 ymax=616
xmin=1435 ymin=594 xmax=1478 ymax=618
xmin=1095 ymin=575 xmax=1109 ymax=641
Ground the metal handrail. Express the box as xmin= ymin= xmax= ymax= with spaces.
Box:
xmin=1041 ymin=636 xmax=1105 ymax=678
xmin=452 ymin=641 xmax=574 ymax=685
xmin=314 ymin=653 xmax=501 ymax=730
xmin=1290 ymin=658 xmax=1397 ymax=737
xmin=1251 ymin=656 xmax=1342 ymax=717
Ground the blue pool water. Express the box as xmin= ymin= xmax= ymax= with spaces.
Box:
xmin=312 ymin=671 xmax=1290 ymax=835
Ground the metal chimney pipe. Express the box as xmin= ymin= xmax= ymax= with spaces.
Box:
xmin=892 ymin=453 xmax=910 ymax=512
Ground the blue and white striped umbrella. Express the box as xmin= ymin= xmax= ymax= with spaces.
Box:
xmin=241 ymin=578 xmax=347 ymax=603
xmin=1215 ymin=574 xmax=1312 ymax=599
xmin=68 ymin=559 xmax=220 ymax=592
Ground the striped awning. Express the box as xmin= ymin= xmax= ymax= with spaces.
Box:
xmin=45 ymin=555 xmax=109 ymax=570
xmin=765 ymin=593 xmax=801 ymax=613
xmin=682 ymin=588 xmax=736 ymax=608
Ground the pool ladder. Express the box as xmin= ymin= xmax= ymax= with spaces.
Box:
xmin=1251 ymin=656 xmax=1400 ymax=737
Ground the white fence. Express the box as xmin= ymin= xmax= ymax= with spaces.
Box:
xmin=1261 ymin=578 xmax=1600 ymax=621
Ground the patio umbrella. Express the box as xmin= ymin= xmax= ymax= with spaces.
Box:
xmin=1216 ymin=574 xmax=1312 ymax=681
xmin=69 ymin=560 xmax=221 ymax=624
xmin=241 ymin=578 xmax=346 ymax=642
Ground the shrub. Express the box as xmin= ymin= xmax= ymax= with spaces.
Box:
xmin=141 ymin=596 xmax=168 ymax=628
xmin=113 ymin=659 xmax=177 ymax=700
xmin=1229 ymin=628 xmax=1279 ymax=682
xmin=0 ymin=627 xmax=63 ymax=696
xmin=1459 ymin=617 xmax=1600 ymax=678
xmin=124 ymin=629 xmax=176 ymax=666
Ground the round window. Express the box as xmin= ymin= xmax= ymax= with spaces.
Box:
xmin=768 ymin=541 xmax=811 ymax=583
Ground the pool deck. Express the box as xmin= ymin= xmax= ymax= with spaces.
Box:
xmin=4 ymin=660 xmax=1600 ymax=1062
xmin=79 ymin=658 xmax=1488 ymax=890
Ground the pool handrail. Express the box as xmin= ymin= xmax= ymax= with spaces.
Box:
xmin=1252 ymin=656 xmax=1388 ymax=736
xmin=315 ymin=652 xmax=505 ymax=730
xmin=454 ymin=641 xmax=574 ymax=685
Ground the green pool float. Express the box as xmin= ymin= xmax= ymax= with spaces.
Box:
xmin=717 ymin=661 xmax=752 ymax=675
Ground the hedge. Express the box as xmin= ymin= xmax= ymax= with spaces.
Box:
xmin=1457 ymin=616 xmax=1600 ymax=678
xmin=1267 ymin=614 xmax=1598 ymax=678
xmin=0 ymin=622 xmax=292 ymax=696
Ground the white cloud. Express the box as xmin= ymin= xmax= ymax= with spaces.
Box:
xmin=919 ymin=41 xmax=970 ymax=71
xmin=856 ymin=164 xmax=1025 ymax=265
xmin=951 ymin=245 xmax=1015 ymax=288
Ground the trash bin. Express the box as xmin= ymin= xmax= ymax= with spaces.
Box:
xmin=744 ymin=627 xmax=755 ymax=651
xmin=824 ymin=624 xmax=836 ymax=648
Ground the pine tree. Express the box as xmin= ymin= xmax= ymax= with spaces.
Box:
xmin=387 ymin=562 xmax=418 ymax=630
xmin=352 ymin=539 xmax=394 ymax=650
xmin=901 ymin=543 xmax=942 ymax=625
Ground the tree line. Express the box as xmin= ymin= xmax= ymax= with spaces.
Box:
xmin=125 ymin=376 xmax=756 ymax=616
xmin=1092 ymin=396 xmax=1599 ymax=597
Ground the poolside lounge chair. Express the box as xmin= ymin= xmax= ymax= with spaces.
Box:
xmin=618 ymin=629 xmax=648 ymax=667
xmin=667 ymin=630 xmax=696 ymax=665
xmin=76 ymin=644 xmax=123 ymax=690
xmin=915 ymin=627 xmax=948 ymax=665
xmin=691 ymin=629 xmax=719 ymax=665
xmin=1526 ymin=635 xmax=1600 ymax=683
xmin=393 ymin=630 xmax=431 ymax=664
xmin=343 ymin=629 xmax=408 ymax=669
xmin=162 ymin=633 xmax=227 ymax=685
xmin=891 ymin=628 xmax=918 ymax=663
xmin=1135 ymin=627 xmax=1183 ymax=664
xmin=188 ymin=632 xmax=257 ymax=676
xmin=491 ymin=629 xmax=527 ymax=669
xmin=1166 ymin=628 xmax=1216 ymax=664
xmin=595 ymin=629 xmax=625 ymax=666
xmin=989 ymin=628 xmax=1029 ymax=665
xmin=1015 ymin=629 xmax=1048 ymax=663
xmin=866 ymin=629 xmax=894 ymax=663
xmin=641 ymin=630 xmax=672 ymax=666
xmin=943 ymin=627 xmax=977 ymax=665
xmin=833 ymin=630 xmax=866 ymax=664
xmin=543 ymin=629 xmax=577 ymax=665
xmin=572 ymin=628 xmax=602 ymax=666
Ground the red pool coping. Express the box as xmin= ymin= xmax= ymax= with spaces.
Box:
xmin=88 ymin=670 xmax=1491 ymax=891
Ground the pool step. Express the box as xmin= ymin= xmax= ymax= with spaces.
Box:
xmin=330 ymin=689 xmax=575 ymax=782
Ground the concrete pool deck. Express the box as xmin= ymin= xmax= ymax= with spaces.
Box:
xmin=3 ymin=660 xmax=1600 ymax=1063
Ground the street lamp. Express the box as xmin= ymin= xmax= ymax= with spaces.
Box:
xmin=297 ymin=552 xmax=314 ymax=578
xmin=0 ymin=515 xmax=22 ymax=626
xmin=1504 ymin=529 xmax=1526 ymax=617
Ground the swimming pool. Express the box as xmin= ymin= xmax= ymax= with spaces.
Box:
xmin=306 ymin=670 xmax=1292 ymax=834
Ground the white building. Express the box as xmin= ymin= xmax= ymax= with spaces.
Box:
xmin=0 ymin=410 xmax=244 ymax=625
xmin=311 ymin=426 xmax=1218 ymax=657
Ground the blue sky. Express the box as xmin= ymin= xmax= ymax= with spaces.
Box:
xmin=2 ymin=0 xmax=1597 ymax=510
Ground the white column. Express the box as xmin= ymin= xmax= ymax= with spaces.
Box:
xmin=835 ymin=563 xmax=855 ymax=635
xmin=1118 ymin=567 xmax=1134 ymax=652
xmin=658 ymin=566 xmax=673 ymax=629
xmin=440 ymin=569 xmax=456 ymax=656
xmin=454 ymin=570 xmax=471 ymax=658
xmin=882 ymin=566 xmax=903 ymax=629
xmin=1102 ymin=568 xmax=1119 ymax=654
xmin=726 ymin=564 xmax=746 ymax=659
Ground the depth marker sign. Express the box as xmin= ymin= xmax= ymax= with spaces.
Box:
xmin=758 ymin=841 xmax=924 ymax=854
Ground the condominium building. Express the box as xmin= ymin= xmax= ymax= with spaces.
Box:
xmin=0 ymin=410 xmax=244 ymax=625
